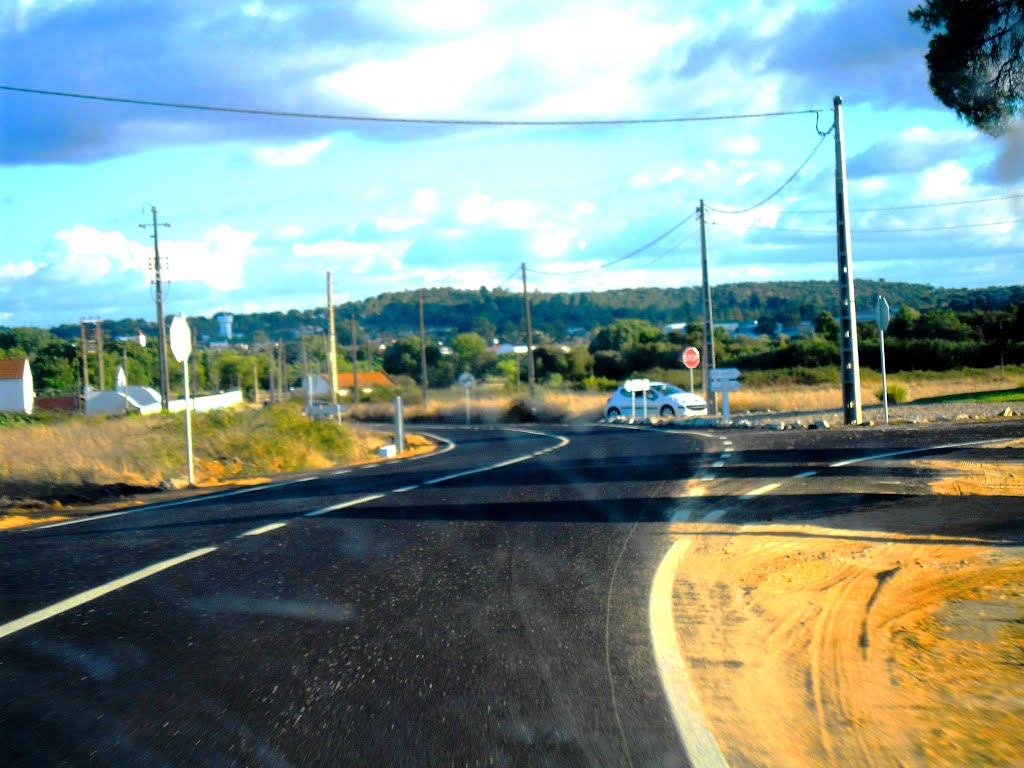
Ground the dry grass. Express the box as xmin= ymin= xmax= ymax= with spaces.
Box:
xmin=350 ymin=389 xmax=607 ymax=424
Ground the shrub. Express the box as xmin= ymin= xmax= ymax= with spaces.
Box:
xmin=875 ymin=384 xmax=908 ymax=403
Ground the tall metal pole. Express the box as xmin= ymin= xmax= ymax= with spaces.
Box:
xmin=351 ymin=314 xmax=360 ymax=405
xmin=833 ymin=96 xmax=862 ymax=425
xmin=418 ymin=289 xmax=429 ymax=406
xmin=521 ymin=263 xmax=536 ymax=398
xmin=326 ymin=272 xmax=339 ymax=409
xmin=698 ymin=200 xmax=718 ymax=416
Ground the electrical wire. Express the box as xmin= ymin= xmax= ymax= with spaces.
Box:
xmin=704 ymin=126 xmax=833 ymax=216
xmin=528 ymin=211 xmax=697 ymax=275
xmin=779 ymin=192 xmax=1024 ymax=215
xmin=749 ymin=217 xmax=1024 ymax=234
xmin=0 ymin=85 xmax=823 ymax=127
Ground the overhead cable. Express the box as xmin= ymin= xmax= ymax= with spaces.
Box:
xmin=705 ymin=127 xmax=833 ymax=216
xmin=752 ymin=217 xmax=1024 ymax=234
xmin=0 ymin=85 xmax=822 ymax=127
xmin=528 ymin=211 xmax=697 ymax=275
xmin=780 ymin=192 xmax=1024 ymax=215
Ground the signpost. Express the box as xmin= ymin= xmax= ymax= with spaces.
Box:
xmin=682 ymin=346 xmax=700 ymax=394
xmin=458 ymin=371 xmax=476 ymax=425
xmin=169 ymin=315 xmax=194 ymax=486
xmin=876 ymin=295 xmax=890 ymax=425
xmin=624 ymin=378 xmax=651 ymax=422
xmin=709 ymin=368 xmax=741 ymax=420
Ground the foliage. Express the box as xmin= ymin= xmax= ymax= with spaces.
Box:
xmin=909 ymin=0 xmax=1024 ymax=133
xmin=875 ymin=384 xmax=909 ymax=403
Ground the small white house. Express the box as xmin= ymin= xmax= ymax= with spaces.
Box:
xmin=0 ymin=358 xmax=34 ymax=415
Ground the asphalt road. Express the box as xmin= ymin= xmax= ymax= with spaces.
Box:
xmin=2 ymin=418 xmax=1022 ymax=767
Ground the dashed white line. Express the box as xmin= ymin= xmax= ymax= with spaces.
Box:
xmin=392 ymin=485 xmax=419 ymax=494
xmin=304 ymin=494 xmax=386 ymax=517
xmin=793 ymin=470 xmax=818 ymax=478
xmin=238 ymin=522 xmax=288 ymax=538
xmin=712 ymin=461 xmax=725 ymax=468
xmin=332 ymin=469 xmax=352 ymax=476
xmin=701 ymin=509 xmax=728 ymax=523
xmin=740 ymin=482 xmax=781 ymax=500
xmin=0 ymin=546 xmax=218 ymax=640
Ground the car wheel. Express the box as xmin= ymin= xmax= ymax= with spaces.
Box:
xmin=606 ymin=407 xmax=620 ymax=420
xmin=660 ymin=405 xmax=675 ymax=418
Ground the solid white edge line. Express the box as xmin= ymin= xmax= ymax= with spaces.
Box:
xmin=740 ymin=482 xmax=781 ymax=500
xmin=828 ymin=437 xmax=1009 ymax=468
xmin=793 ymin=470 xmax=818 ymax=478
xmin=650 ymin=540 xmax=730 ymax=768
xmin=419 ymin=430 xmax=570 ymax=488
xmin=701 ymin=509 xmax=728 ymax=522
xmin=392 ymin=485 xmax=419 ymax=494
xmin=32 ymin=510 xmax=131 ymax=531
xmin=304 ymin=494 xmax=386 ymax=517
xmin=0 ymin=546 xmax=218 ymax=641
xmin=238 ymin=522 xmax=288 ymax=538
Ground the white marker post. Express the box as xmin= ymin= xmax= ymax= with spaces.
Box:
xmin=169 ymin=315 xmax=195 ymax=486
xmin=458 ymin=372 xmax=476 ymax=426
xmin=877 ymin=295 xmax=890 ymax=425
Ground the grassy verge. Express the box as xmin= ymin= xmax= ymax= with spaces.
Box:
xmin=913 ymin=385 xmax=1024 ymax=404
xmin=0 ymin=403 xmax=396 ymax=522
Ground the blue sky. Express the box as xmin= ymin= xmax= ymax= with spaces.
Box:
xmin=1 ymin=0 xmax=1022 ymax=328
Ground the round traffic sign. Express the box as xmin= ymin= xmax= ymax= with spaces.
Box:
xmin=169 ymin=315 xmax=192 ymax=363
xmin=682 ymin=346 xmax=700 ymax=369
xmin=457 ymin=371 xmax=476 ymax=388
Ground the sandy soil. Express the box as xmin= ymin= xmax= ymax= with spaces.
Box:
xmin=670 ymin=442 xmax=1024 ymax=767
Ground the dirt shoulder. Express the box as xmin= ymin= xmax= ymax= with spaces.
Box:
xmin=669 ymin=441 xmax=1024 ymax=767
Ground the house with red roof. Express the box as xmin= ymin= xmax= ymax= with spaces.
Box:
xmin=0 ymin=358 xmax=34 ymax=415
xmin=309 ymin=371 xmax=395 ymax=398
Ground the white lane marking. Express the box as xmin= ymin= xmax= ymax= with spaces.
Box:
xmin=392 ymin=485 xmax=419 ymax=494
xmin=649 ymin=540 xmax=730 ymax=768
xmin=828 ymin=437 xmax=1008 ymax=468
xmin=740 ymin=483 xmax=781 ymax=500
xmin=0 ymin=547 xmax=218 ymax=641
xmin=332 ymin=469 xmax=351 ymax=476
xmin=712 ymin=461 xmax=725 ymax=468
xmin=238 ymin=522 xmax=288 ymax=538
xmin=304 ymin=494 xmax=385 ymax=517
xmin=700 ymin=475 xmax=716 ymax=482
xmin=722 ymin=449 xmax=733 ymax=454
xmin=793 ymin=470 xmax=818 ymax=478
xmin=701 ymin=509 xmax=728 ymax=523
xmin=421 ymin=432 xmax=570 ymax=487
xmin=33 ymin=510 xmax=131 ymax=531
xmin=722 ymin=440 xmax=733 ymax=446
xmin=671 ymin=509 xmax=692 ymax=523
xmin=295 ymin=476 xmax=316 ymax=483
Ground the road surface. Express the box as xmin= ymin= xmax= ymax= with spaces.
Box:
xmin=1 ymin=419 xmax=1021 ymax=766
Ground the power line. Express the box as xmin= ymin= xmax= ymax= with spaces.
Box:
xmin=780 ymin=192 xmax=1024 ymax=215
xmin=747 ymin=217 xmax=1024 ymax=234
xmin=0 ymin=85 xmax=823 ymax=127
xmin=704 ymin=127 xmax=833 ymax=216
xmin=528 ymin=211 xmax=697 ymax=275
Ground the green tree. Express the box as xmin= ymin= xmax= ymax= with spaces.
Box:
xmin=909 ymin=1 xmax=1024 ymax=133
xmin=814 ymin=311 xmax=840 ymax=343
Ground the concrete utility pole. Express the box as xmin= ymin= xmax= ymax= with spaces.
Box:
xmin=252 ymin=360 xmax=259 ymax=403
xmin=326 ymin=273 xmax=339 ymax=409
xmin=301 ymin=332 xmax=311 ymax=412
xmin=520 ymin=263 xmax=536 ymax=398
xmin=698 ymin=200 xmax=718 ymax=416
xmin=833 ymin=95 xmax=862 ymax=425
xmin=418 ymin=289 xmax=429 ymax=406
xmin=140 ymin=206 xmax=171 ymax=410
xmin=351 ymin=315 xmax=360 ymax=405
xmin=278 ymin=338 xmax=286 ymax=399
xmin=79 ymin=321 xmax=90 ymax=391
xmin=95 ymin=319 xmax=104 ymax=391
xmin=267 ymin=348 xmax=276 ymax=403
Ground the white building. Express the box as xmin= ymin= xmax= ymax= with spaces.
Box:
xmin=0 ymin=358 xmax=34 ymax=415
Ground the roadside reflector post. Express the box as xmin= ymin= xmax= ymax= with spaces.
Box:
xmin=458 ymin=372 xmax=475 ymax=426
xmin=169 ymin=315 xmax=195 ymax=487
xmin=393 ymin=395 xmax=405 ymax=453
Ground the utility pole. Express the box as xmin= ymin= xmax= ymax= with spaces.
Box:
xmin=267 ymin=348 xmax=276 ymax=403
xmin=301 ymin=332 xmax=311 ymax=412
xmin=326 ymin=273 xmax=339 ymax=409
xmin=351 ymin=314 xmax=360 ymax=405
xmin=833 ymin=95 xmax=862 ymax=425
xmin=278 ymin=338 xmax=286 ymax=399
xmin=418 ymin=289 xmax=429 ymax=406
xmin=140 ymin=206 xmax=171 ymax=410
xmin=520 ymin=263 xmax=536 ymax=398
xmin=80 ymin=321 xmax=90 ymax=391
xmin=252 ymin=360 xmax=259 ymax=403
xmin=96 ymin=319 xmax=104 ymax=391
xmin=698 ymin=200 xmax=718 ymax=415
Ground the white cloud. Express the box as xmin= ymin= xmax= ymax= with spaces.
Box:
xmin=412 ymin=187 xmax=440 ymax=216
xmin=456 ymin=192 xmax=537 ymax=228
xmin=276 ymin=225 xmax=305 ymax=239
xmin=241 ymin=1 xmax=297 ymax=22
xmin=292 ymin=238 xmax=410 ymax=274
xmin=531 ymin=225 xmax=579 ymax=259
xmin=918 ymin=162 xmax=971 ymax=201
xmin=46 ymin=226 xmax=149 ymax=283
xmin=375 ymin=215 xmax=426 ymax=232
xmin=725 ymin=135 xmax=760 ymax=155
xmin=162 ymin=226 xmax=257 ymax=291
xmin=0 ymin=260 xmax=38 ymax=280
xmin=252 ymin=138 xmax=330 ymax=167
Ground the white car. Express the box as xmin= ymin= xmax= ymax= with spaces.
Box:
xmin=604 ymin=381 xmax=707 ymax=420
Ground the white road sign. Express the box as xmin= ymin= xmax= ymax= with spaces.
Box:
xmin=624 ymin=378 xmax=651 ymax=393
xmin=458 ymin=372 xmax=476 ymax=388
xmin=169 ymin=315 xmax=192 ymax=363
xmin=708 ymin=368 xmax=741 ymax=381
xmin=710 ymin=379 xmax=742 ymax=393
xmin=876 ymin=295 xmax=890 ymax=333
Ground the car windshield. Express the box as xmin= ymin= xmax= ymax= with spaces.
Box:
xmin=3 ymin=2 xmax=1022 ymax=767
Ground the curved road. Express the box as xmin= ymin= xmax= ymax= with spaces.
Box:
xmin=1 ymin=419 xmax=1022 ymax=766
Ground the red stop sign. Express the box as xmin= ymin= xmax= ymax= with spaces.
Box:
xmin=682 ymin=346 xmax=700 ymax=369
